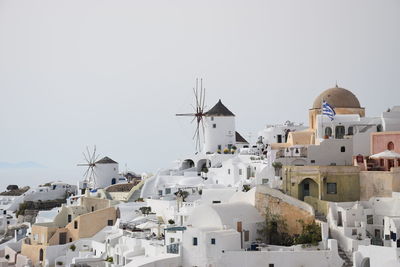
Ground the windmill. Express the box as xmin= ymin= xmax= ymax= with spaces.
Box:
xmin=77 ymin=146 xmax=100 ymax=188
xmin=176 ymin=78 xmax=207 ymax=152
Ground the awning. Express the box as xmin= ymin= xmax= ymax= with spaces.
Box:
xmin=370 ymin=150 xmax=400 ymax=159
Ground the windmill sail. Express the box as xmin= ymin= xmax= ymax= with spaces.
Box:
xmin=176 ymin=78 xmax=207 ymax=152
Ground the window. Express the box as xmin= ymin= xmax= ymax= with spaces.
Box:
xmin=239 ymin=169 xmax=242 ymax=175
xmin=325 ymin=127 xmax=332 ymax=137
xmin=340 ymin=146 xmax=346 ymax=152
xmin=277 ymin=135 xmax=282 ymax=143
xmin=158 ymin=190 xmax=163 ymax=196
xmin=91 ymin=206 xmax=94 ymax=212
xmin=108 ymin=220 xmax=113 ymax=226
xmin=348 ymin=126 xmax=354 ymax=136
xmin=269 ymin=264 xmax=275 ymax=267
xmin=211 ymin=238 xmax=216 ymax=245
xmin=69 ymin=238 xmax=72 ymax=242
xmin=213 ymin=124 xmax=216 ymax=128
xmin=68 ymin=215 xmax=72 ymax=223
xmin=193 ymin=237 xmax=198 ymax=246
xmin=218 ymin=145 xmax=222 ymax=150
xmin=262 ymin=179 xmax=269 ymax=184
xmin=170 ymin=238 xmax=175 ymax=243
xmin=165 ymin=188 xmax=171 ymax=194
xmin=212 ymin=200 xmax=221 ymax=204
xmin=367 ymin=215 xmax=373 ymax=225
xmin=335 ymin=126 xmax=345 ymax=139
xmin=311 ymin=160 xmax=315 ymax=164
xmin=228 ymin=169 xmax=231 ymax=175
xmin=327 ymin=183 xmax=337 ymax=194
xmin=74 ymin=221 xmax=78 ymax=229
xmin=377 ymin=124 xmax=383 ymax=132
xmin=352 ymin=229 xmax=357 ymax=236
xmin=211 ymin=117 xmax=214 ymax=121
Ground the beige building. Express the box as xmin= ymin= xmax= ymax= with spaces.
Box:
xmin=271 ymin=85 xmax=365 ymax=151
xmin=282 ymin=165 xmax=360 ymax=203
xmin=21 ymin=196 xmax=118 ymax=266
xmin=308 ymin=86 xmax=365 ymax=131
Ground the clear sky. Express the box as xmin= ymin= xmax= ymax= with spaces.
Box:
xmin=0 ymin=0 xmax=399 ymax=190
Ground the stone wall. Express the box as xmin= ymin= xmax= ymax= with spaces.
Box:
xmin=255 ymin=186 xmax=315 ymax=235
xmin=359 ymin=168 xmax=400 ymax=200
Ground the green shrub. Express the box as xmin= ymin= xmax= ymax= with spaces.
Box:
xmin=69 ymin=244 xmax=76 ymax=251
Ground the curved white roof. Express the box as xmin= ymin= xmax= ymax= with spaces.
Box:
xmin=187 ymin=202 xmax=263 ymax=229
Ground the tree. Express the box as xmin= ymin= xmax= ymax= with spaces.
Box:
xmin=257 ymin=207 xmax=293 ymax=246
xmin=272 ymin=161 xmax=283 ymax=176
xmin=174 ymin=190 xmax=189 ymax=202
xmin=139 ymin=206 xmax=152 ymax=215
xmin=294 ymin=220 xmax=322 ymax=246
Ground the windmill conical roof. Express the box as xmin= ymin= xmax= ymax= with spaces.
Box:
xmin=95 ymin=156 xmax=118 ymax=164
xmin=206 ymin=99 xmax=235 ymax=117
xmin=235 ymin=131 xmax=248 ymax=144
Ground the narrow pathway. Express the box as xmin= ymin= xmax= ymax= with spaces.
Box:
xmin=338 ymin=247 xmax=353 ymax=267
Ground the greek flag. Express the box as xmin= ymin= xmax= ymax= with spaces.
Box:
xmin=322 ymin=101 xmax=336 ymax=120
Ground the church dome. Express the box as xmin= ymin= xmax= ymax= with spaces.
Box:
xmin=312 ymin=86 xmax=361 ymax=109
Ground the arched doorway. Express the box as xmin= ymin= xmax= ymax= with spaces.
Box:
xmin=388 ymin=142 xmax=395 ymax=151
xmin=39 ymin=248 xmax=44 ymax=262
xmin=298 ymin=178 xmax=318 ymax=201
xmin=181 ymin=159 xmax=195 ymax=170
xmin=360 ymin=257 xmax=370 ymax=267
xmin=196 ymin=159 xmax=209 ymax=173
xmin=111 ymin=178 xmax=116 ymax=185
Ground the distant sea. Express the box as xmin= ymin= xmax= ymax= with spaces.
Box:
xmin=0 ymin=163 xmax=82 ymax=191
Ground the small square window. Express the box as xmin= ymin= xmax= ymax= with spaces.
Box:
xmin=193 ymin=237 xmax=198 ymax=246
xmin=327 ymin=183 xmax=337 ymax=194
xmin=340 ymin=146 xmax=346 ymax=152
xmin=311 ymin=160 xmax=315 ymax=164
xmin=170 ymin=238 xmax=175 ymax=243
xmin=107 ymin=220 xmax=113 ymax=226
xmin=213 ymin=124 xmax=216 ymax=128
xmin=211 ymin=238 xmax=216 ymax=245
xmin=165 ymin=188 xmax=171 ymax=194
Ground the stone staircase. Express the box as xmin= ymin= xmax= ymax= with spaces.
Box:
xmin=338 ymin=247 xmax=353 ymax=267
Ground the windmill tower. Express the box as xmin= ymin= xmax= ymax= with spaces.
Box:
xmin=77 ymin=146 xmax=119 ymax=190
xmin=176 ymin=78 xmax=207 ymax=152
xmin=204 ymin=100 xmax=236 ymax=153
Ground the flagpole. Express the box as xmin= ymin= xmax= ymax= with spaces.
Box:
xmin=321 ymin=99 xmax=324 ymax=139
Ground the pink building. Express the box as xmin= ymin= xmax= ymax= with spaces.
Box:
xmin=371 ymin=132 xmax=400 ymax=154
xmin=354 ymin=132 xmax=400 ymax=171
